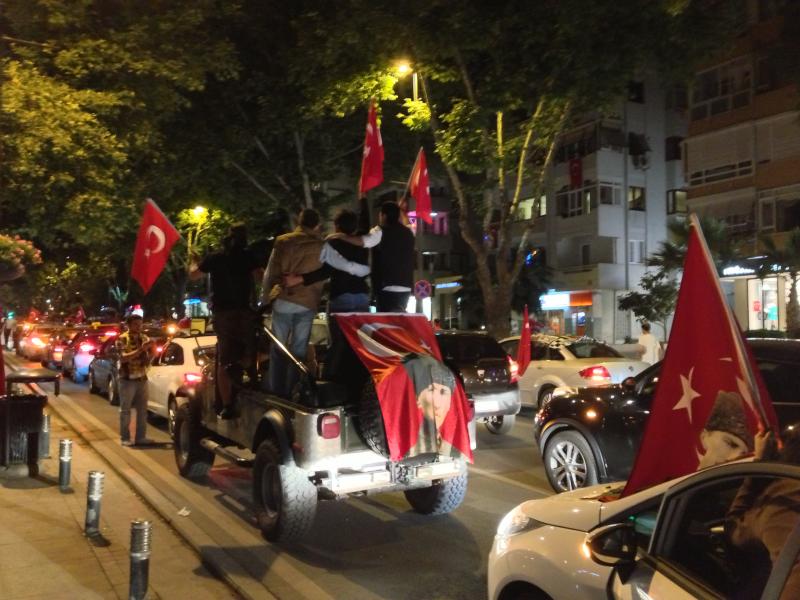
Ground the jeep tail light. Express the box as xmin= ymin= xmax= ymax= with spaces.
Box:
xmin=183 ymin=372 xmax=203 ymax=385
xmin=31 ymin=336 xmax=46 ymax=348
xmin=79 ymin=342 xmax=96 ymax=353
xmin=317 ymin=413 xmax=340 ymax=439
xmin=579 ymin=365 xmax=611 ymax=381
xmin=507 ymin=356 xmax=519 ymax=384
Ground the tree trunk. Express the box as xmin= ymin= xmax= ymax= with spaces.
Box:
xmin=293 ymin=130 xmax=313 ymax=208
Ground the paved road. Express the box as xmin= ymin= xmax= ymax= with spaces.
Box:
xmin=7 ymin=352 xmax=553 ymax=600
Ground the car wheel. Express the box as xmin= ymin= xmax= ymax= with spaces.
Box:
xmin=404 ymin=470 xmax=468 ymax=515
xmin=253 ymin=439 xmax=317 ymax=543
xmin=88 ymin=369 xmax=100 ymax=394
xmin=174 ymin=403 xmax=214 ymax=479
xmin=543 ymin=430 xmax=598 ymax=493
xmin=167 ymin=397 xmax=178 ymax=439
xmin=484 ymin=414 xmax=515 ymax=435
xmin=107 ymin=378 xmax=120 ymax=406
xmin=537 ymin=385 xmax=555 ymax=408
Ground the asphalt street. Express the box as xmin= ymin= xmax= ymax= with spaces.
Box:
xmin=7 ymin=351 xmax=554 ymax=600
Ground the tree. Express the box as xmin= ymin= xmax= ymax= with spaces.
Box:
xmin=650 ymin=216 xmax=740 ymax=276
xmin=290 ymin=0 xmax=742 ymax=337
xmin=618 ymin=271 xmax=678 ymax=342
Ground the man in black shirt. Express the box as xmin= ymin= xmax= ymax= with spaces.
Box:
xmin=189 ymin=223 xmax=262 ymax=418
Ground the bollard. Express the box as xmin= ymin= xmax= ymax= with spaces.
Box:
xmin=39 ymin=413 xmax=51 ymax=459
xmin=84 ymin=471 xmax=105 ymax=536
xmin=58 ymin=439 xmax=72 ymax=492
xmin=129 ymin=520 xmax=152 ymax=600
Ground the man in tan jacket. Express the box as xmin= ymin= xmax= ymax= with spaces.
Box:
xmin=261 ymin=208 xmax=325 ymax=397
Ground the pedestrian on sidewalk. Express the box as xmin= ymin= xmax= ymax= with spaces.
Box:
xmin=116 ymin=314 xmax=154 ymax=446
xmin=637 ymin=322 xmax=662 ymax=365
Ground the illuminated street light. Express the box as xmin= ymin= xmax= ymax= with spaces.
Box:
xmin=394 ymin=60 xmax=418 ymax=101
xmin=192 ymin=205 xmax=207 ymax=218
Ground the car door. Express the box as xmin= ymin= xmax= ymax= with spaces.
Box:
xmin=519 ymin=342 xmax=549 ymax=405
xmin=147 ymin=342 xmax=184 ymax=416
xmin=756 ymin=356 xmax=800 ymax=431
xmin=607 ymin=463 xmax=800 ymax=600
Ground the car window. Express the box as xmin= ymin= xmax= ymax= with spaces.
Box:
xmin=501 ymin=340 xmax=518 ymax=356
xmin=565 ymin=341 xmax=622 ymax=359
xmin=438 ymin=336 xmax=505 ymax=361
xmin=193 ymin=346 xmax=215 ymax=367
xmin=545 ymin=346 xmax=564 ymax=361
xmin=530 ymin=342 xmax=548 ymax=361
xmin=160 ymin=343 xmax=184 ymax=366
xmin=757 ymin=360 xmax=800 ymax=404
xmin=654 ymin=475 xmax=800 ymax=599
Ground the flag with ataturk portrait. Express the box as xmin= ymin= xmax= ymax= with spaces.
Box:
xmin=623 ymin=214 xmax=779 ymax=496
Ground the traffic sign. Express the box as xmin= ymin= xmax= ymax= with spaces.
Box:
xmin=414 ymin=279 xmax=432 ymax=300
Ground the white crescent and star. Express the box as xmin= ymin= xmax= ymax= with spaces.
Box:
xmin=143 ymin=225 xmax=166 ymax=258
xmin=356 ymin=322 xmax=431 ymax=358
xmin=672 ymin=366 xmax=701 ymax=423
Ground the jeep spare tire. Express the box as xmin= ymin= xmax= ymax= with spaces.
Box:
xmin=358 ymin=379 xmax=390 ymax=458
xmin=404 ymin=470 xmax=468 ymax=515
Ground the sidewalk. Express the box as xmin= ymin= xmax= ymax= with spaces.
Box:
xmin=0 ymin=407 xmax=239 ymax=600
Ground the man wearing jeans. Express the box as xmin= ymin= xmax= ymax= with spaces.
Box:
xmin=261 ymin=209 xmax=326 ymax=397
xmin=116 ymin=315 xmax=153 ymax=446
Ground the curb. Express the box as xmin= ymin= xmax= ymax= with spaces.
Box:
xmin=4 ymin=354 xmax=275 ymax=600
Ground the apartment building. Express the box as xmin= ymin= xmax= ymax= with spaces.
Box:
xmin=684 ymin=0 xmax=800 ymax=332
xmin=513 ymin=77 xmax=688 ymax=343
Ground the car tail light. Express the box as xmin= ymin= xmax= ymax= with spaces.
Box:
xmin=54 ymin=346 xmax=64 ymax=352
xmin=105 ymin=330 xmax=118 ymax=337
xmin=156 ymin=346 xmax=164 ymax=354
xmin=79 ymin=342 xmax=96 ymax=353
xmin=507 ymin=356 xmax=519 ymax=384
xmin=579 ymin=365 xmax=612 ymax=381
xmin=183 ymin=372 xmax=203 ymax=385
xmin=317 ymin=413 xmax=341 ymax=439
xmin=30 ymin=336 xmax=46 ymax=348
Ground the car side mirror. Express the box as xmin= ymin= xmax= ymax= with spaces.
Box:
xmin=621 ymin=377 xmax=637 ymax=391
xmin=585 ymin=523 xmax=638 ymax=567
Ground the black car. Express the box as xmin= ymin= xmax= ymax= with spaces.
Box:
xmin=436 ymin=331 xmax=521 ymax=435
xmin=534 ymin=338 xmax=800 ymax=492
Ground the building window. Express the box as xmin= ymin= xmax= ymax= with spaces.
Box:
xmin=627 ymin=81 xmax=645 ymax=103
xmin=690 ymin=57 xmax=752 ymax=121
xmin=581 ymin=244 xmax=591 ymax=265
xmin=748 ymin=277 xmax=779 ymax=331
xmin=665 ymin=136 xmax=683 ymax=161
xmin=628 ymin=186 xmax=646 ymax=211
xmin=628 ymin=240 xmax=645 ymax=264
xmin=599 ymin=182 xmax=622 ymax=205
xmin=667 ymin=189 xmax=688 ymax=214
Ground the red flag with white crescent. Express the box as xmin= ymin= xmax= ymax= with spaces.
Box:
xmin=130 ymin=199 xmax=181 ymax=294
xmin=623 ymin=214 xmax=779 ymax=496
xmin=335 ymin=313 xmax=473 ymax=462
xmin=409 ymin=148 xmax=432 ymax=224
xmin=359 ymin=100 xmax=384 ymax=195
xmin=517 ymin=304 xmax=532 ymax=376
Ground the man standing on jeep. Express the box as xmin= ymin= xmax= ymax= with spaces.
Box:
xmin=261 ymin=208 xmax=325 ymax=397
xmin=189 ymin=223 xmax=263 ymax=419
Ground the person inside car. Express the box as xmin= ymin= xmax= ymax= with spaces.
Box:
xmin=696 ymin=391 xmax=754 ymax=470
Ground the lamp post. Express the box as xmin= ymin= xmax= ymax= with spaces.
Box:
xmin=395 ymin=60 xmax=418 ymax=102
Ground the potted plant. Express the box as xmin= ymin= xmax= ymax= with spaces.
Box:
xmin=0 ymin=235 xmax=42 ymax=281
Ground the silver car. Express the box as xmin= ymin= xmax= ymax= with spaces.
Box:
xmin=500 ymin=334 xmax=648 ymax=408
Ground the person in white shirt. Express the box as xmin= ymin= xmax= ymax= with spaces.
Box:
xmin=638 ymin=322 xmax=662 ymax=365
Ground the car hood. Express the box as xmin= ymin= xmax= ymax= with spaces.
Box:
xmin=518 ymin=482 xmax=621 ymax=531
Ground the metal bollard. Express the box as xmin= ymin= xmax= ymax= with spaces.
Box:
xmin=39 ymin=413 xmax=51 ymax=459
xmin=58 ymin=439 xmax=72 ymax=492
xmin=84 ymin=471 xmax=105 ymax=536
xmin=129 ymin=520 xmax=152 ymax=600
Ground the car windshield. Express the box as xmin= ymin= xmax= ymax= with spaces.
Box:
xmin=438 ymin=335 xmax=505 ymax=361
xmin=565 ymin=341 xmax=622 ymax=359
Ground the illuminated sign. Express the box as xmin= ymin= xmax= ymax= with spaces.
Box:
xmin=540 ymin=292 xmax=570 ymax=310
xmin=722 ymin=265 xmax=755 ymax=276
xmin=435 ymin=282 xmax=461 ymax=290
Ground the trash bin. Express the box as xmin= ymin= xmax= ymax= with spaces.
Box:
xmin=0 ymin=393 xmax=47 ymax=476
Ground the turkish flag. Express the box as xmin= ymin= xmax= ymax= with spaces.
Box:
xmin=623 ymin=215 xmax=779 ymax=496
xmin=358 ymin=100 xmax=384 ymax=195
xmin=410 ymin=148 xmax=432 ymax=224
xmin=130 ymin=199 xmax=181 ymax=295
xmin=517 ymin=304 xmax=532 ymax=376
xmin=335 ymin=313 xmax=473 ymax=463
xmin=569 ymin=157 xmax=582 ymax=189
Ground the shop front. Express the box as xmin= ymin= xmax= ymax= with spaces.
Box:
xmin=539 ymin=290 xmax=594 ymax=336
xmin=722 ymin=265 xmax=787 ymax=333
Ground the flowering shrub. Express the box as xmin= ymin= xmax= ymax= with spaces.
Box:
xmin=0 ymin=234 xmax=42 ymax=274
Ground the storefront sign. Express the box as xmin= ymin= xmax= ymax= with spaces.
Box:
xmin=540 ymin=292 xmax=571 ymax=310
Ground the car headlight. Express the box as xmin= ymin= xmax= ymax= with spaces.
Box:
xmin=496 ymin=505 xmax=541 ymax=539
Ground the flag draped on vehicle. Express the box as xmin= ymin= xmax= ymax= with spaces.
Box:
xmin=409 ymin=148 xmax=432 ymax=224
xmin=130 ymin=199 xmax=181 ymax=295
xmin=335 ymin=313 xmax=473 ymax=463
xmin=517 ymin=304 xmax=532 ymax=376
xmin=623 ymin=214 xmax=779 ymax=496
xmin=358 ymin=100 xmax=384 ymax=195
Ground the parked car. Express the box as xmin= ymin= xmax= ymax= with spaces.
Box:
xmin=147 ymin=334 xmax=216 ymax=436
xmin=88 ymin=337 xmax=122 ymax=405
xmin=534 ymin=338 xmax=800 ymax=492
xmin=499 ymin=334 xmax=648 ymax=408
xmin=18 ymin=324 xmax=60 ymax=362
xmin=61 ymin=325 xmax=120 ymax=383
xmin=436 ymin=331 xmax=520 ymax=434
xmin=488 ymin=460 xmax=800 ymax=600
xmin=43 ymin=326 xmax=83 ymax=369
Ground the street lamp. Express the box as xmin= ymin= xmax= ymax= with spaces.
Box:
xmin=394 ymin=59 xmax=418 ymax=102
xmin=192 ymin=205 xmax=207 ymax=219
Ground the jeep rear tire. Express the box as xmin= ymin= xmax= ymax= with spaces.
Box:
xmin=404 ymin=471 xmax=468 ymax=515
xmin=174 ymin=403 xmax=214 ymax=479
xmin=253 ymin=439 xmax=317 ymax=543
xmin=358 ymin=380 xmax=390 ymax=458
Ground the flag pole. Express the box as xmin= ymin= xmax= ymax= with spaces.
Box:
xmin=688 ymin=213 xmax=770 ymax=428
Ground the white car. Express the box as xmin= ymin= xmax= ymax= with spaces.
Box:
xmin=489 ymin=461 xmax=800 ymax=600
xmin=499 ymin=334 xmax=648 ymax=408
xmin=146 ymin=334 xmax=216 ymax=436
